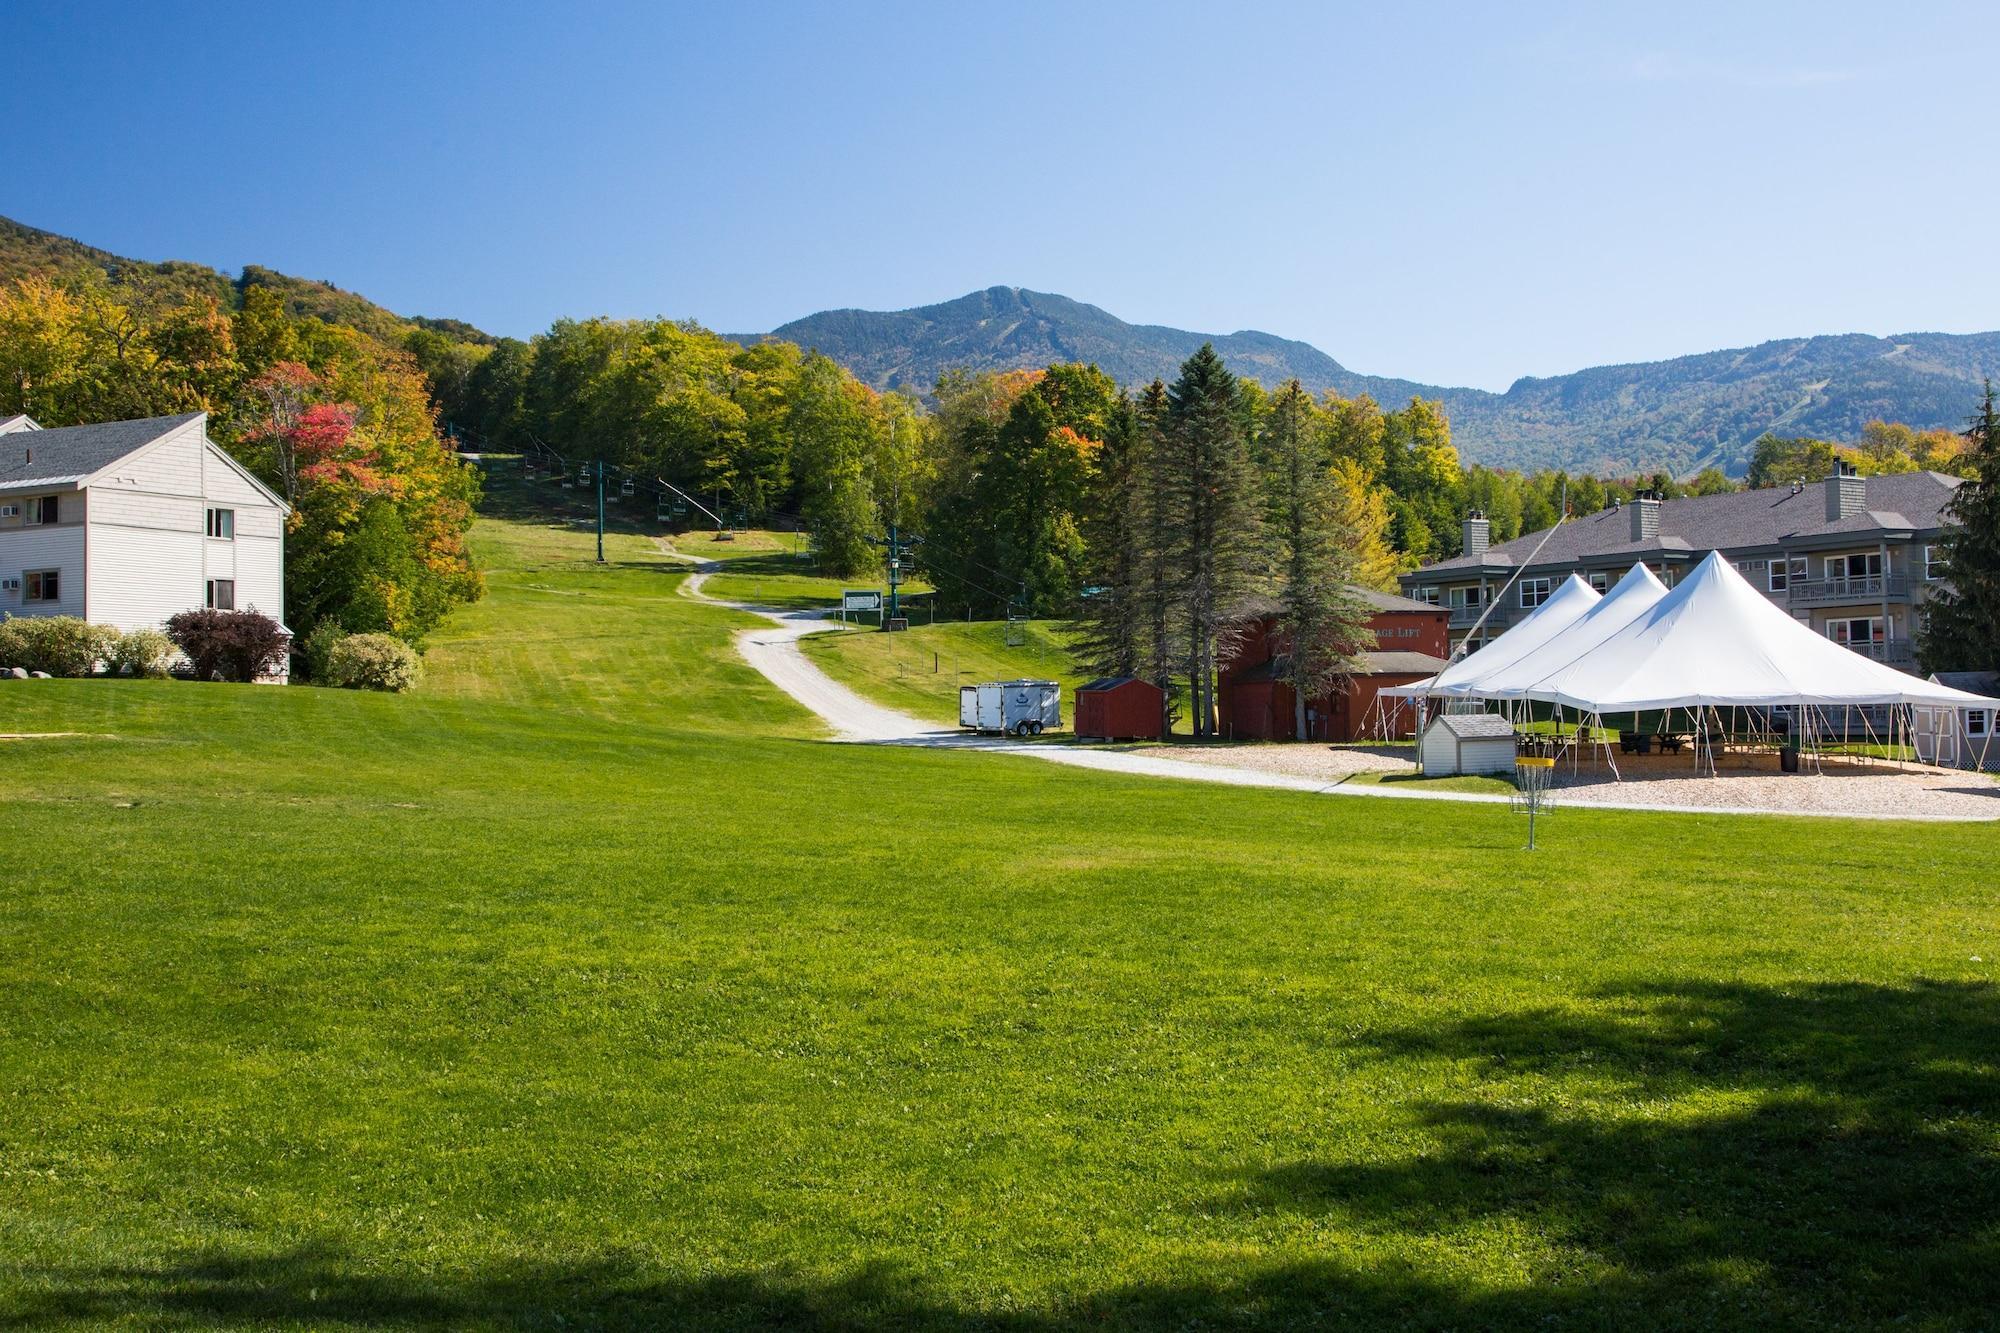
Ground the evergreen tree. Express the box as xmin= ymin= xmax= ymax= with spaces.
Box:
xmin=1918 ymin=382 xmax=2000 ymax=673
xmin=1133 ymin=380 xmax=1185 ymax=737
xmin=1074 ymin=395 xmax=1146 ymax=678
xmin=1166 ymin=343 xmax=1264 ymax=737
xmin=1264 ymin=380 xmax=1372 ymax=739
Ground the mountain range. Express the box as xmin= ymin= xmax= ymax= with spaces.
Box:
xmin=763 ymin=286 xmax=2000 ymax=478
xmin=6 ymin=213 xmax=1993 ymax=480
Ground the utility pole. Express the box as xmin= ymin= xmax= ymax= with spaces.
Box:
xmin=595 ymin=459 xmax=606 ymax=563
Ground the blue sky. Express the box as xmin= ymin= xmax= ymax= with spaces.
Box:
xmin=4 ymin=1 xmax=1994 ymax=390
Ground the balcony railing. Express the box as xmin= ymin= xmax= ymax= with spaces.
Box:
xmin=1447 ymin=604 xmax=1488 ymax=627
xmin=1788 ymin=575 xmax=1912 ymax=607
xmin=1841 ymin=636 xmax=1917 ymax=670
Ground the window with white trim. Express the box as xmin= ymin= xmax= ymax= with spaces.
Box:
xmin=206 ymin=578 xmax=236 ymax=611
xmin=0 ymin=503 xmax=18 ymax=519
xmin=1587 ymin=571 xmax=1609 ymax=593
xmin=24 ymin=569 xmax=60 ymax=603
xmin=1520 ymin=577 xmax=1552 ymax=608
xmin=1769 ymin=557 xmax=1806 ymax=592
xmin=23 ymin=495 xmax=58 ymax=526
xmin=1925 ymin=544 xmax=1944 ymax=580
xmin=206 ymin=507 xmax=235 ymax=540
xmin=1967 ymin=709 xmax=1991 ymax=738
xmin=1447 ymin=586 xmax=1484 ymax=609
xmin=1414 ymin=586 xmax=1440 ymax=606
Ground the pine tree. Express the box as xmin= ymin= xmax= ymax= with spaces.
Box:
xmin=1074 ymin=395 xmax=1146 ymax=678
xmin=1167 ymin=344 xmax=1264 ymax=737
xmin=1918 ymin=381 xmax=2000 ymax=673
xmin=1133 ymin=380 xmax=1185 ymax=736
xmin=1264 ymin=380 xmax=1372 ymax=740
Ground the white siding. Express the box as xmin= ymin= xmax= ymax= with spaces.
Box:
xmin=75 ymin=423 xmax=288 ymax=632
xmin=0 ymin=524 xmax=87 ymax=619
xmin=90 ymin=420 xmax=204 ymax=495
xmin=87 ymin=520 xmax=204 ymax=630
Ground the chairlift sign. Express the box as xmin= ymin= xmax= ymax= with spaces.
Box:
xmin=842 ymin=590 xmax=883 ymax=612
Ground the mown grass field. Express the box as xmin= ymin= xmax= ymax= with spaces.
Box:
xmin=802 ymin=619 xmax=1086 ymax=727
xmin=3 ymin=467 xmax=1997 ymax=1329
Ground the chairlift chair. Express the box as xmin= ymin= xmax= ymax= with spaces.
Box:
xmin=621 ymin=478 xmax=636 ymax=497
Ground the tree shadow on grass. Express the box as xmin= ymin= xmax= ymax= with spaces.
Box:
xmin=1226 ymin=978 xmax=2000 ymax=1327
xmin=10 ymin=981 xmax=1994 ymax=1330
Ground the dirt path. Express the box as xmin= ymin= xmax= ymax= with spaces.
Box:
xmin=660 ymin=542 xmax=1997 ymax=821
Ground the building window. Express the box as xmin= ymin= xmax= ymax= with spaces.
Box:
xmin=23 ymin=495 xmax=58 ymax=526
xmin=1825 ymin=551 xmax=1883 ymax=582
xmin=0 ymin=503 xmax=18 ymax=519
xmin=1967 ymin=709 xmax=1991 ymax=739
xmin=1770 ymin=558 xmax=1806 ymax=592
xmin=1447 ymin=586 xmax=1484 ymax=609
xmin=1588 ymin=571 xmax=1609 ymax=593
xmin=206 ymin=507 xmax=235 ymax=540
xmin=1520 ymin=577 xmax=1552 ymax=608
xmin=1826 ymin=617 xmax=1884 ymax=647
xmin=206 ymin=578 xmax=236 ymax=611
xmin=24 ymin=569 xmax=60 ymax=603
xmin=1414 ymin=586 xmax=1440 ymax=606
xmin=1925 ymin=545 xmax=1944 ymax=580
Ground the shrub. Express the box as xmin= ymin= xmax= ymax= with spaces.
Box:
xmin=324 ymin=633 xmax=422 ymax=692
xmin=0 ymin=615 xmax=119 ymax=677
xmin=104 ymin=627 xmax=177 ymax=678
xmin=165 ymin=608 xmax=291 ymax=683
xmin=298 ymin=619 xmax=349 ymax=683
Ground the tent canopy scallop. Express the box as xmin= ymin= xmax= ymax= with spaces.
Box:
xmin=1380 ymin=573 xmax=1600 ymax=700
xmin=1524 ymin=551 xmax=1998 ymax=714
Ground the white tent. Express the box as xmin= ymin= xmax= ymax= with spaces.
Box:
xmin=1380 ymin=572 xmax=1600 ymax=700
xmin=1471 ymin=563 xmax=1667 ymax=701
xmin=1525 ymin=550 xmax=1997 ymax=713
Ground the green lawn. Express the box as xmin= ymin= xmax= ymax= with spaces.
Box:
xmin=3 ymin=486 xmax=1997 ymax=1329
xmin=801 ymin=618 xmax=1086 ymax=727
xmin=671 ymin=528 xmax=934 ymax=613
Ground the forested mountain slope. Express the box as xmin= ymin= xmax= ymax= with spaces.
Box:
xmin=763 ymin=286 xmax=2000 ymax=477
xmin=0 ymin=213 xmax=491 ymax=346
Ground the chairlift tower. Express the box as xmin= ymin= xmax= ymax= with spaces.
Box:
xmin=869 ymin=525 xmax=922 ymax=629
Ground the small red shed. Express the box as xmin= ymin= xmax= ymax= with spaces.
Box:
xmin=1074 ymin=676 xmax=1165 ymax=740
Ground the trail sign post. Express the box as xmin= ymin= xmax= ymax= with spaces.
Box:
xmin=841 ymin=589 xmax=882 ymax=628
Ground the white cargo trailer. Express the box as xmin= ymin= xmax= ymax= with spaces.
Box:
xmin=959 ymin=679 xmax=1062 ymax=736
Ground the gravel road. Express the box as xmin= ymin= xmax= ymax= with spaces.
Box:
xmin=668 ymin=550 xmax=1999 ymax=822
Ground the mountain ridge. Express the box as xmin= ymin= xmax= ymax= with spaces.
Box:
xmin=760 ymin=285 xmax=2000 ymax=478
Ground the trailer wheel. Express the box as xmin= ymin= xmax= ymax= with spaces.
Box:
xmin=1029 ymin=721 xmax=1043 ymax=736
xmin=1013 ymin=720 xmax=1030 ymax=737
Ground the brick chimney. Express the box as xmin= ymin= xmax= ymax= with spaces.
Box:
xmin=1461 ymin=509 xmax=1490 ymax=557
xmin=1629 ymin=491 xmax=1661 ymax=541
xmin=1825 ymin=460 xmax=1865 ymax=521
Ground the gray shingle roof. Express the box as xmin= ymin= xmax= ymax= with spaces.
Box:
xmin=0 ymin=412 xmax=203 ymax=489
xmin=1362 ymin=649 xmax=1449 ymax=674
xmin=1352 ymin=585 xmax=1446 ymax=613
xmin=1434 ymin=713 xmax=1514 ymax=738
xmin=1415 ymin=472 xmax=1964 ymax=576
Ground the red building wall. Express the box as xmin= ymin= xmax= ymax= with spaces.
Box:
xmin=1217 ymin=607 xmax=1448 ymax=742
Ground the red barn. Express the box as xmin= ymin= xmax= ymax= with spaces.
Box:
xmin=1217 ymin=588 xmax=1449 ymax=741
xmin=1074 ymin=676 xmax=1166 ymax=740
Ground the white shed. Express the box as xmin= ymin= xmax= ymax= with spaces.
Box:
xmin=0 ymin=411 xmax=288 ymax=643
xmin=1419 ymin=713 xmax=1516 ymax=776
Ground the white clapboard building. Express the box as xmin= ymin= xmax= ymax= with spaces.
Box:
xmin=0 ymin=411 xmax=287 ymax=634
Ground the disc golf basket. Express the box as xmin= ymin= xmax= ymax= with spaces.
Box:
xmin=1512 ymin=738 xmax=1559 ymax=849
